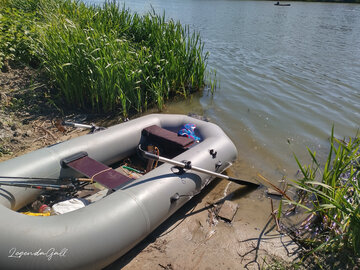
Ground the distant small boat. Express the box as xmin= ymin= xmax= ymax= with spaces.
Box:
xmin=274 ymin=2 xmax=291 ymax=6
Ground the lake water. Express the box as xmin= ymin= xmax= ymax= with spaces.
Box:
xmin=87 ymin=0 xmax=360 ymax=185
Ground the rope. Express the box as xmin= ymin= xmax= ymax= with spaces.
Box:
xmin=89 ymin=167 xmax=112 ymax=184
xmin=153 ymin=146 xmax=160 ymax=169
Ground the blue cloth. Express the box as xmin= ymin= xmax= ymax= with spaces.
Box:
xmin=178 ymin=124 xmax=201 ymax=142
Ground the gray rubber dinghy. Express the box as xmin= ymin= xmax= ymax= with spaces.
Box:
xmin=0 ymin=114 xmax=237 ymax=269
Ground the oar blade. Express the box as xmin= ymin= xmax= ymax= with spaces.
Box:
xmin=227 ymin=177 xmax=260 ymax=187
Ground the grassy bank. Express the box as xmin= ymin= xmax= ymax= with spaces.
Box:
xmin=1 ymin=0 xmax=212 ymax=116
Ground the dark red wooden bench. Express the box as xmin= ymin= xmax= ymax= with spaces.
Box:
xmin=61 ymin=152 xmax=131 ymax=190
xmin=142 ymin=125 xmax=194 ymax=156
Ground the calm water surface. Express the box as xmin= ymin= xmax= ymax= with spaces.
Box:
xmin=88 ymin=0 xmax=360 ymax=184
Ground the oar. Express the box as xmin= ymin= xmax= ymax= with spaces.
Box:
xmin=138 ymin=145 xmax=259 ymax=187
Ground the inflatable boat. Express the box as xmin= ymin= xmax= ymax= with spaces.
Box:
xmin=0 ymin=114 xmax=237 ymax=270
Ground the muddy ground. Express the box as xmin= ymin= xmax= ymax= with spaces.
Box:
xmin=0 ymin=66 xmax=300 ymax=269
xmin=0 ymin=65 xmax=116 ymax=161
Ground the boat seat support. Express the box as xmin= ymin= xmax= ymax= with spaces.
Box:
xmin=61 ymin=152 xmax=131 ymax=190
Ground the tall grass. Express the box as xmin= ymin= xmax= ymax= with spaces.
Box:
xmin=31 ymin=0 xmax=210 ymax=115
xmin=1 ymin=0 xmax=212 ymax=115
xmin=286 ymin=128 xmax=360 ymax=260
xmin=0 ymin=0 xmax=40 ymax=69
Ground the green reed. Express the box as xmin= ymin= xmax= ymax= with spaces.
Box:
xmin=32 ymin=0 xmax=211 ymax=115
xmin=288 ymin=127 xmax=360 ymax=258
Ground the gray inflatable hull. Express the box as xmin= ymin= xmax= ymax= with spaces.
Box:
xmin=0 ymin=114 xmax=237 ymax=269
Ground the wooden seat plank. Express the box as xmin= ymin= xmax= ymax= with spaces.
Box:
xmin=64 ymin=155 xmax=131 ymax=190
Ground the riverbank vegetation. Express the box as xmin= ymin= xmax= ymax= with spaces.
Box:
xmin=1 ymin=0 xmax=212 ymax=116
xmin=274 ymin=129 xmax=360 ymax=269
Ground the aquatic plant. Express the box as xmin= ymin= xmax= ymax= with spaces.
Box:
xmin=281 ymin=127 xmax=360 ymax=266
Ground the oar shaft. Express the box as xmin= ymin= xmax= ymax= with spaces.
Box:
xmin=140 ymin=146 xmax=259 ymax=187
xmin=158 ymin=155 xmax=230 ymax=180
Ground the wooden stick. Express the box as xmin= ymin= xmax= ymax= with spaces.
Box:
xmin=257 ymin=173 xmax=292 ymax=201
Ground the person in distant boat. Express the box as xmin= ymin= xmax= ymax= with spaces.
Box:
xmin=275 ymin=1 xmax=280 ymax=5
